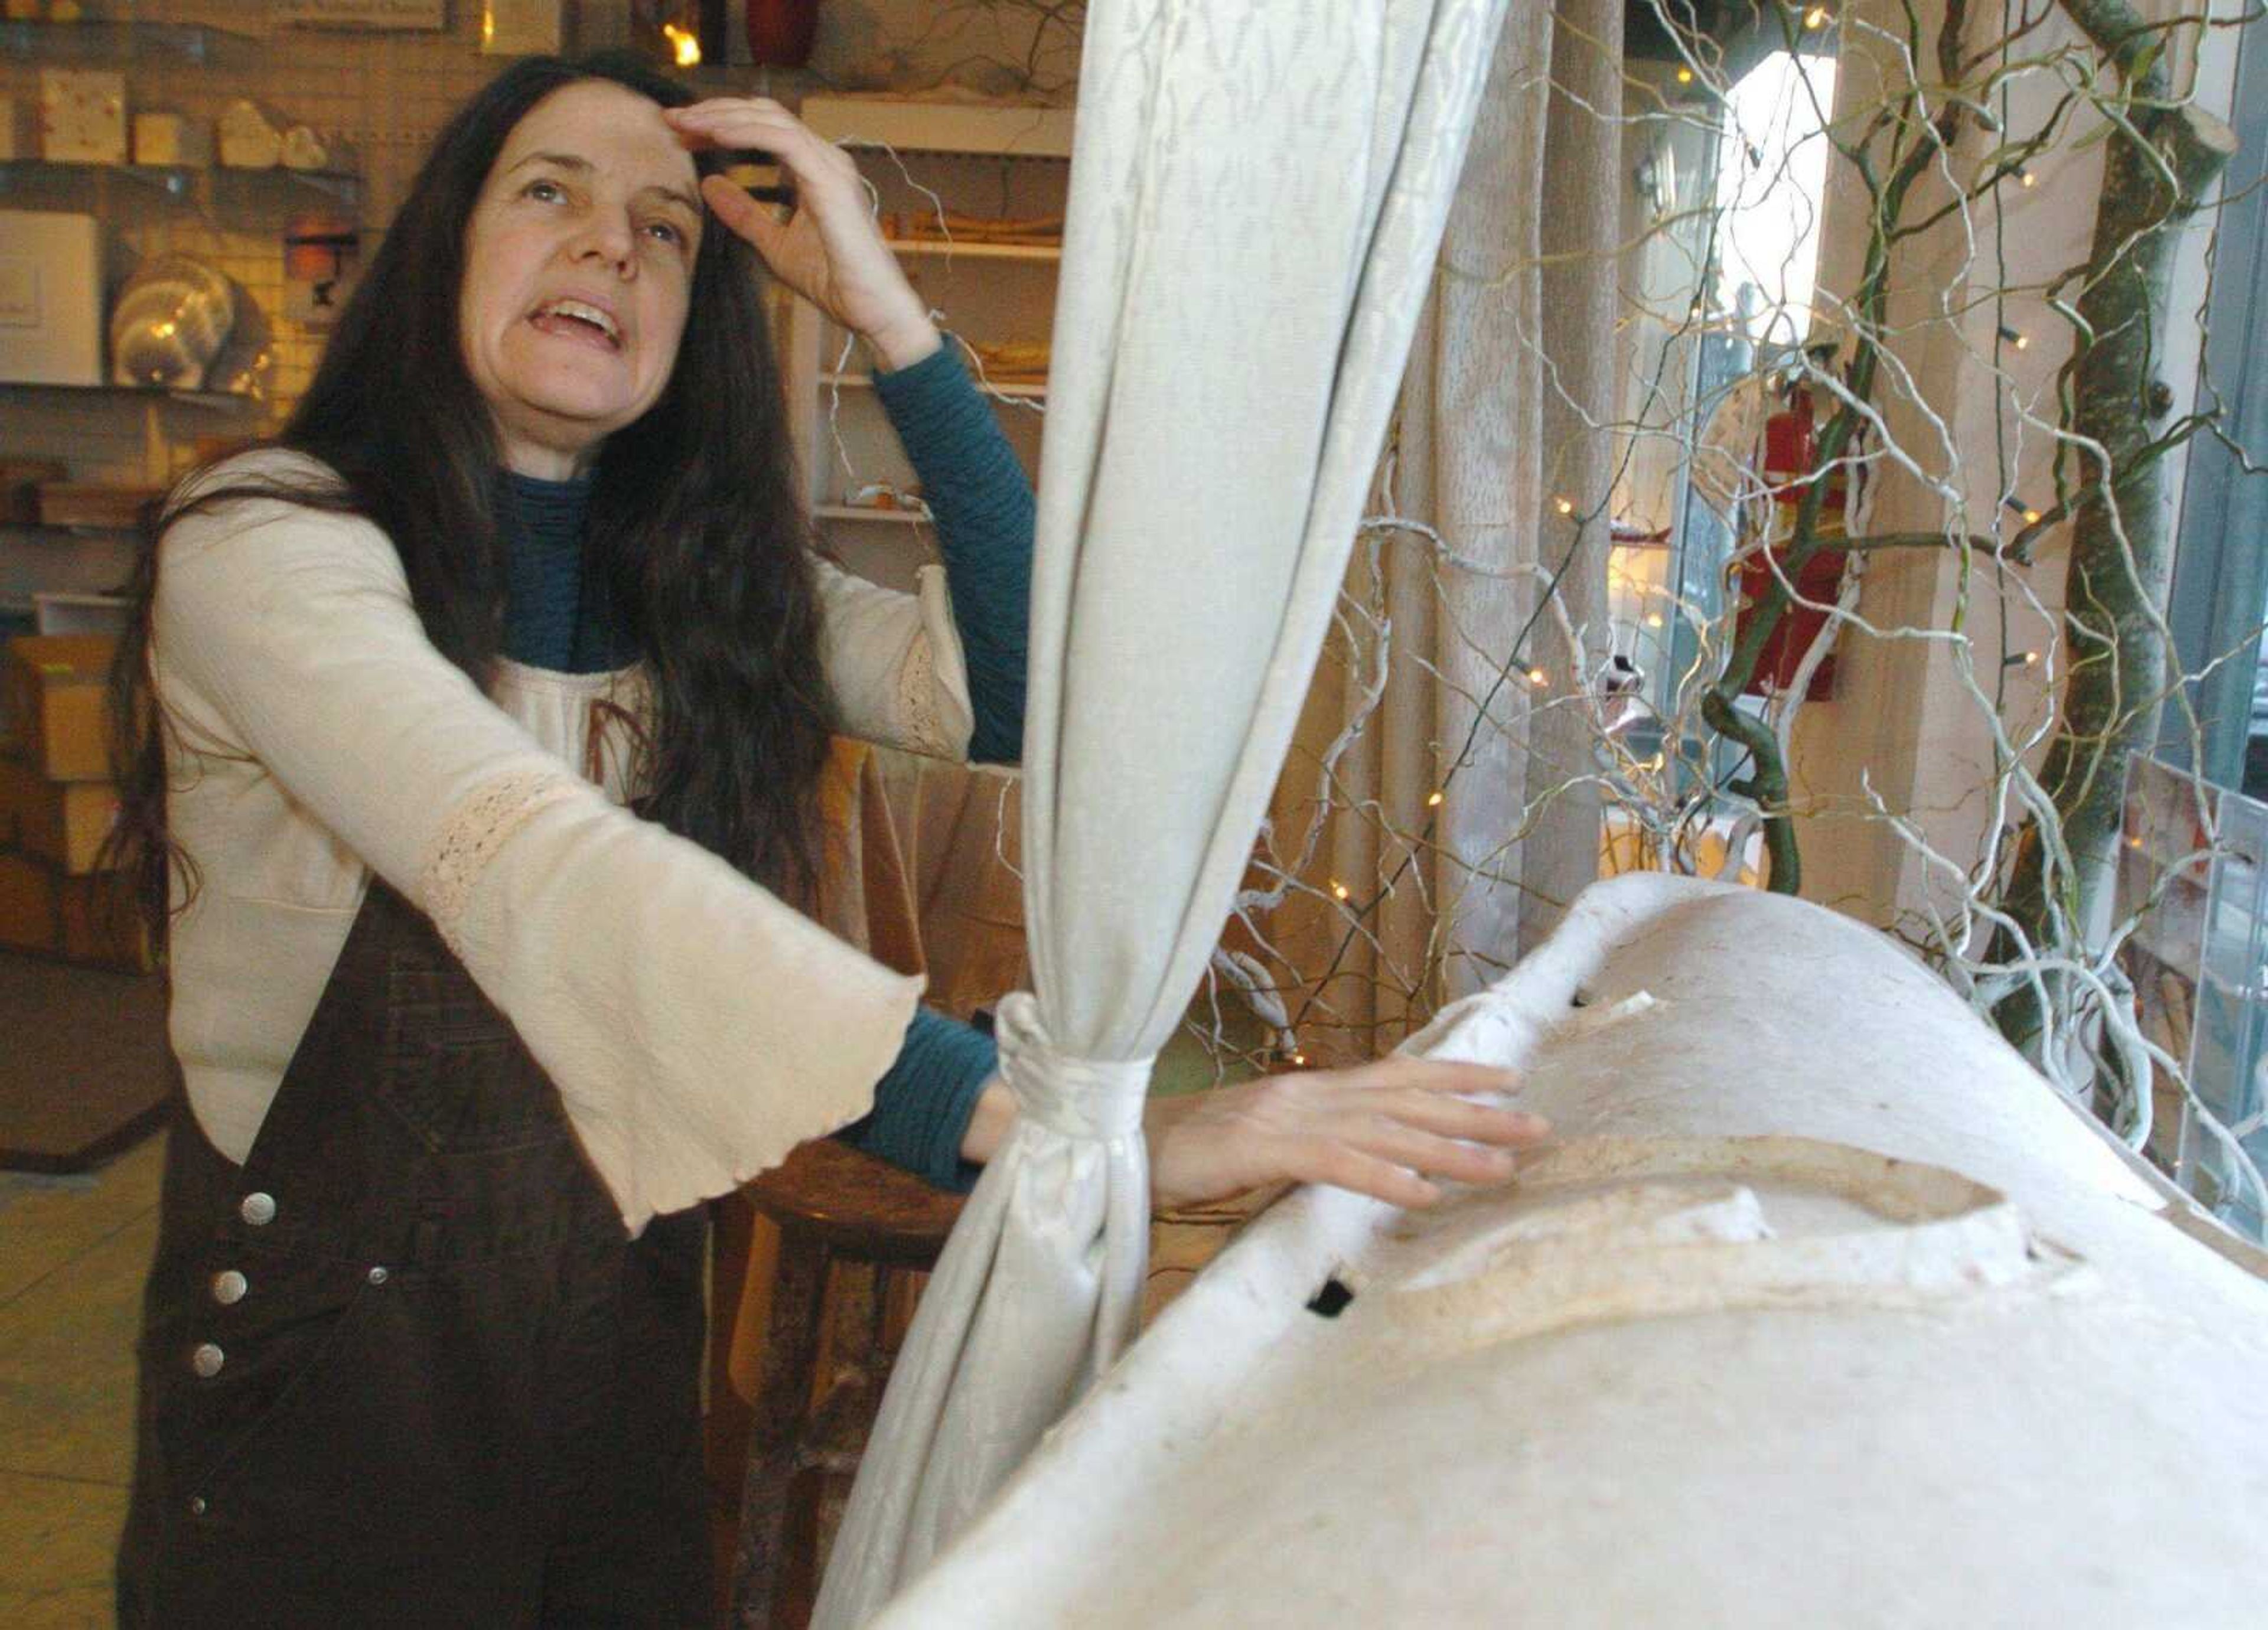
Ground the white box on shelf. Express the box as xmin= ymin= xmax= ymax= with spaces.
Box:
xmin=39 ymin=70 xmax=128 ymax=166
xmin=0 ymin=211 xmax=105 ymax=386
xmin=33 ymin=593 xmax=131 ymax=638
xmin=133 ymin=112 xmax=213 ymax=168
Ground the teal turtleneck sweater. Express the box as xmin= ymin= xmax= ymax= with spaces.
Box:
xmin=495 ymin=345 xmax=1027 ymax=1191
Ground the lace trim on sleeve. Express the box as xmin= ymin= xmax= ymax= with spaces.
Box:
xmin=419 ymin=767 xmax=582 ymax=956
xmin=895 ymin=634 xmax=952 ymax=757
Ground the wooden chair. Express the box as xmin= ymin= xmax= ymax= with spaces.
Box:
xmin=720 ymin=1140 xmax=964 ymax=1628
xmin=708 ymin=740 xmax=1012 ymax=1627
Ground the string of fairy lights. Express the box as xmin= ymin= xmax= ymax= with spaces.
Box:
xmin=820 ymin=0 xmax=2267 ymax=1215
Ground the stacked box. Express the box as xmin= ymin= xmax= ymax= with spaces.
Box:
xmin=0 ymin=634 xmax=145 ymax=970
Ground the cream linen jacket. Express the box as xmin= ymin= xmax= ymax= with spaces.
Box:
xmin=155 ymin=453 xmax=975 ymax=1233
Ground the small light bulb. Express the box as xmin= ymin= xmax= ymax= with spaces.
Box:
xmin=1676 ymin=67 xmax=1695 ymax=85
xmin=1330 ymin=881 xmax=1350 ymax=901
xmin=2019 ymin=169 xmax=2038 ymax=188
xmin=1527 ymin=667 xmax=1550 ymax=687
xmin=1645 ymin=612 xmax=1665 ymax=628
xmin=1426 ymin=790 xmax=1445 ymax=808
xmin=2024 ymin=650 xmax=2041 ymax=665
xmin=662 ymin=22 xmax=701 ymax=66
xmin=1291 ymin=1052 xmax=1307 ymax=1066
xmin=1553 ymin=495 xmax=1576 ymax=516
xmin=2023 ymin=508 xmax=2042 ymax=525
xmin=1804 ymin=5 xmax=1830 ymax=28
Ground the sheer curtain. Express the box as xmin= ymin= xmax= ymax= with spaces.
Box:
xmin=1264 ymin=0 xmax=1625 ymax=1055
xmin=812 ymin=5 xmax=1513 ymax=1624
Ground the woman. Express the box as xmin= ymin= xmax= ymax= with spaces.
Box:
xmin=112 ymin=52 xmax=1544 ymax=1626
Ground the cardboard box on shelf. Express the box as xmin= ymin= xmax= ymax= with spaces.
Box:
xmin=3 ymin=633 xmax=118 ymax=783
xmin=0 ymin=851 xmax=53 ymax=950
xmin=0 ymin=851 xmax=146 ymax=970
xmin=34 ymin=484 xmax=161 ymax=529
xmin=0 ymin=459 xmax=69 ymax=524
xmin=0 ymin=757 xmax=119 ymax=873
xmin=133 ymin=110 xmax=213 ymax=168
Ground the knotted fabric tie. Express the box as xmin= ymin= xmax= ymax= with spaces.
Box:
xmin=990 ymin=991 xmax=1151 ymax=1140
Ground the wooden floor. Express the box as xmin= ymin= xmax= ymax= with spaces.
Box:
xmin=0 ymin=1131 xmax=162 ymax=1627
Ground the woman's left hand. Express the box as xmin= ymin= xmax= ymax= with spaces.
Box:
xmin=1144 ymin=1057 xmax=1547 ymax=1212
xmin=664 ymin=97 xmax=940 ymax=370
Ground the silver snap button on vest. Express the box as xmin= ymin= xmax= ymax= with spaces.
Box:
xmin=366 ymin=1266 xmax=389 ymax=1286
xmin=211 ymin=1270 xmax=248 ymax=1306
xmin=188 ymin=1496 xmax=207 ymax=1517
xmin=191 ymin=1342 xmax=226 ymax=1379
xmin=240 ymin=1192 xmax=276 ymax=1227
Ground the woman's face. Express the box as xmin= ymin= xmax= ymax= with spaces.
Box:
xmin=459 ymin=80 xmax=705 ymax=480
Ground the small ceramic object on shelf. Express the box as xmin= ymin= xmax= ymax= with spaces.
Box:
xmin=218 ymin=100 xmax=285 ymax=170
xmin=281 ymin=125 xmax=351 ymax=172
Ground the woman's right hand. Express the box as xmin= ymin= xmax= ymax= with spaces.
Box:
xmin=664 ymin=97 xmax=941 ymax=371
xmin=1143 ymin=1056 xmax=1546 ymax=1212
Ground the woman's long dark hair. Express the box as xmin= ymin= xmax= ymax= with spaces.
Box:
xmin=109 ymin=53 xmax=835 ymax=953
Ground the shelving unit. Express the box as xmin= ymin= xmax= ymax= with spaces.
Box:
xmin=786 ymin=96 xmax=1071 ymax=595
xmin=1 ymin=14 xmax=359 ymax=625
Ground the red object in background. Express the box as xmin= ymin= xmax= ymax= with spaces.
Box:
xmin=746 ymin=0 xmax=820 ymax=64
xmin=1736 ymin=548 xmax=1846 ymax=698
xmin=1735 ymin=380 xmax=1846 ymax=700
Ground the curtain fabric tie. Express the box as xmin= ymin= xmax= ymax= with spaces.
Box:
xmin=992 ymin=992 xmax=1151 ymax=1139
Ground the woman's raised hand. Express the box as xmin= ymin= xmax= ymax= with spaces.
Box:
xmin=664 ymin=97 xmax=940 ymax=371
xmin=1143 ymin=1055 xmax=1547 ymax=1212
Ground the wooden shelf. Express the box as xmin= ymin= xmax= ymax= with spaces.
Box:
xmin=800 ymin=97 xmax=1076 ymax=161
xmin=821 ymin=371 xmax=1048 ymax=401
xmin=885 ymin=238 xmax=1061 ymax=263
xmin=0 ymin=380 xmax=258 ymax=412
xmin=0 ymin=159 xmax=359 ymax=207
xmin=814 ymin=504 xmax=933 ymax=526
xmin=0 ymin=18 xmax=255 ymax=65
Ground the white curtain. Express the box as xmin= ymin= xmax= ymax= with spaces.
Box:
xmin=812 ymin=5 xmax=1511 ymax=1623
